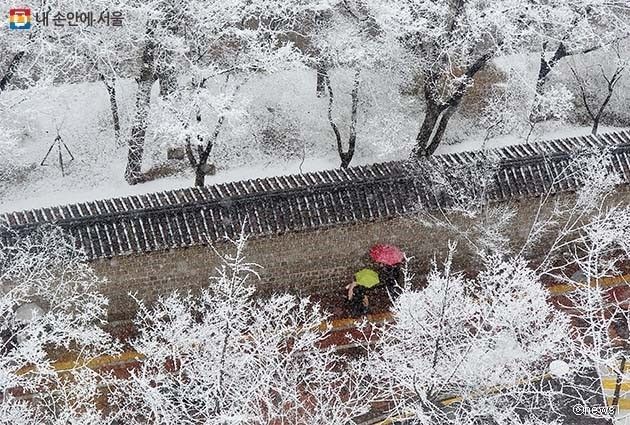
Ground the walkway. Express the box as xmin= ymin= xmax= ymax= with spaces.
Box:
xmin=601 ymin=357 xmax=630 ymax=424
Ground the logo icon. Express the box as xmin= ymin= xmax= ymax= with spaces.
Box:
xmin=9 ymin=8 xmax=31 ymax=30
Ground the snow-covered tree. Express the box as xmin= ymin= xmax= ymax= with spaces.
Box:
xmin=403 ymin=149 xmax=630 ymax=422
xmin=313 ymin=2 xmax=377 ymax=168
xmin=367 ymin=249 xmax=573 ymax=424
xmin=76 ymin=0 xmax=140 ymax=146
xmin=360 ymin=0 xmax=629 ymax=157
xmin=124 ymin=0 xmax=327 ymax=185
xmin=307 ymin=1 xmax=418 ymax=167
xmin=362 ymin=0 xmax=533 ymax=157
xmin=1 ymin=0 xmax=139 ymax=156
xmin=1 ymin=0 xmax=135 ymax=86
xmin=533 ymin=152 xmax=630 ymax=408
xmin=530 ymin=0 xmax=630 ymax=101
xmin=0 ymin=225 xmax=116 ymax=424
xmin=568 ymin=44 xmax=628 ymax=135
xmin=107 ymin=229 xmax=372 ymax=424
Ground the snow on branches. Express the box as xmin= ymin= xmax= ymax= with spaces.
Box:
xmin=368 ymin=248 xmax=572 ymax=424
xmin=0 ymin=225 xmax=115 ymax=424
xmin=107 ymin=229 xmax=372 ymax=425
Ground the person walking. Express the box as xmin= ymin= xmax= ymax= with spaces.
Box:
xmin=346 ymin=268 xmax=380 ymax=316
xmin=370 ymin=244 xmax=405 ymax=299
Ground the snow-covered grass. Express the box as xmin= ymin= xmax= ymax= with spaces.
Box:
xmin=1 ymin=59 xmax=628 ymax=215
xmin=0 ymin=156 xmax=343 ymax=213
xmin=0 ymin=68 xmax=419 ymax=213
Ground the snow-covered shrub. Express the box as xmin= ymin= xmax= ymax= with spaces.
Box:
xmin=0 ymin=225 xmax=116 ymax=424
xmin=250 ymin=105 xmax=305 ymax=161
xmin=107 ymin=229 xmax=371 ymax=424
xmin=477 ymin=72 xmax=533 ymax=141
xmin=532 ymin=84 xmax=575 ymax=123
xmin=368 ymin=250 xmax=572 ymax=424
xmin=227 ymin=70 xmax=327 ymax=164
xmin=438 ymin=66 xmax=575 ymax=146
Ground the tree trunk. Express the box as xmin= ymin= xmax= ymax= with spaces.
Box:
xmin=613 ymin=356 xmax=627 ymax=408
xmin=0 ymin=51 xmax=25 ymax=92
xmin=413 ymin=101 xmax=451 ymax=158
xmin=534 ymin=44 xmax=564 ymax=95
xmin=535 ymin=41 xmax=603 ymax=97
xmin=531 ymin=43 xmax=569 ymax=122
xmin=194 ymin=113 xmax=226 ymax=187
xmin=183 ymin=76 xmax=241 ymax=187
xmin=101 ymin=76 xmax=121 ymax=145
xmin=413 ymin=53 xmax=490 ymax=159
xmin=186 ymin=73 xmax=244 ymax=187
xmin=591 ymin=120 xmax=600 ymax=136
xmin=325 ymin=69 xmax=361 ymax=169
xmin=343 ymin=69 xmax=361 ymax=168
xmin=125 ymin=79 xmax=154 ymax=184
xmin=157 ymin=63 xmax=177 ymax=97
xmin=194 ymin=163 xmax=207 ymax=187
xmin=155 ymin=2 xmax=180 ymax=99
xmin=316 ymin=62 xmax=327 ymax=98
xmin=591 ymin=85 xmax=617 ymax=136
xmin=125 ymin=24 xmax=157 ymax=185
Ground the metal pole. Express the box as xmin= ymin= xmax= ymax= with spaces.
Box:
xmin=58 ymin=139 xmax=64 ymax=176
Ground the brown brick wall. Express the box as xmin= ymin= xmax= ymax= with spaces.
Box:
xmin=90 ymin=192 xmax=573 ymax=321
xmin=93 ymin=186 xmax=630 ymax=322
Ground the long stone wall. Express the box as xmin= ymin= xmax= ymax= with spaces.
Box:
xmin=5 ymin=132 xmax=630 ymax=322
xmin=92 ymin=193 xmax=564 ymax=322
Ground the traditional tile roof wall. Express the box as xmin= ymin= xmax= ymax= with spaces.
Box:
xmin=2 ymin=131 xmax=630 ymax=259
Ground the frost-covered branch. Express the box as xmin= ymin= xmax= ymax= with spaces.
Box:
xmin=0 ymin=225 xmax=117 ymax=423
xmin=108 ymin=229 xmax=372 ymax=424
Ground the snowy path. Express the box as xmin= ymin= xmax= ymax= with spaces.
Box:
xmin=600 ymin=360 xmax=630 ymax=424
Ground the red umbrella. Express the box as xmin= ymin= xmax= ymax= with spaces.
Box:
xmin=370 ymin=244 xmax=404 ymax=266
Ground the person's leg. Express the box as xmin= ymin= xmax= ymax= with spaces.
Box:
xmin=345 ymin=282 xmax=356 ymax=301
xmin=352 ymin=286 xmax=368 ymax=315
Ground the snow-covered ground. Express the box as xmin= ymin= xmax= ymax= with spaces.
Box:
xmin=0 ymin=156 xmax=341 ymax=213
xmin=1 ymin=66 xmax=628 ymax=215
xmin=2 ymin=122 xmax=626 ymax=214
xmin=436 ymin=125 xmax=629 ymax=155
